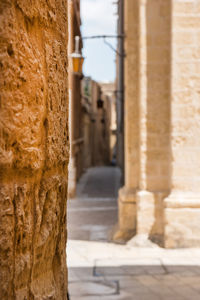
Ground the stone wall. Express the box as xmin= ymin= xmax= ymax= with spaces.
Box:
xmin=0 ymin=1 xmax=69 ymax=299
xmin=115 ymin=0 xmax=200 ymax=248
xmin=145 ymin=0 xmax=171 ymax=244
xmin=113 ymin=0 xmax=139 ymax=242
xmin=164 ymin=0 xmax=200 ymax=247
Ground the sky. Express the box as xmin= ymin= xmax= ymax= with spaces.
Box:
xmin=80 ymin=0 xmax=117 ymax=82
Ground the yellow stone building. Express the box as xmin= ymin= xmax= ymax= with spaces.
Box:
xmin=115 ymin=0 xmax=200 ymax=248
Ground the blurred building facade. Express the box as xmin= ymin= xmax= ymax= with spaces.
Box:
xmin=114 ymin=0 xmax=200 ymax=248
xmin=68 ymin=73 xmax=112 ymax=198
xmin=99 ymin=82 xmax=117 ymax=162
xmin=82 ymin=77 xmax=111 ymax=168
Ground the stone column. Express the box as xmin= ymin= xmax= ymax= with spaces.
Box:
xmin=115 ymin=0 xmax=171 ymax=245
xmin=0 ymin=1 xmax=69 ymax=299
xmin=164 ymin=0 xmax=200 ymax=248
xmin=135 ymin=0 xmax=172 ymax=246
xmin=114 ymin=0 xmax=140 ymax=242
xmin=135 ymin=0 xmax=155 ymax=244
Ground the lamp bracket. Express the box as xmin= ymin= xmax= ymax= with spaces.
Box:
xmin=82 ymin=35 xmax=125 ymax=57
xmin=82 ymin=35 xmax=124 ymax=40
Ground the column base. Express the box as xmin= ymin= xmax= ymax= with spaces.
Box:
xmin=127 ymin=234 xmax=159 ymax=248
xmin=113 ymin=187 xmax=167 ymax=245
xmin=137 ymin=190 xmax=155 ymax=235
xmin=164 ymin=193 xmax=200 ymax=248
xmin=112 ymin=187 xmax=137 ymax=243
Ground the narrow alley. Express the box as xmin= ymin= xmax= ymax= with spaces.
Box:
xmin=68 ymin=167 xmax=121 ymax=242
xmin=67 ymin=167 xmax=200 ymax=300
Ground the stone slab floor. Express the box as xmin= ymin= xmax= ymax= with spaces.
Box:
xmin=67 ymin=167 xmax=200 ymax=300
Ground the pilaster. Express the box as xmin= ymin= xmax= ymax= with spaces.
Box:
xmin=163 ymin=0 xmax=200 ymax=248
xmin=113 ymin=0 xmax=140 ymax=242
xmin=115 ymin=0 xmax=172 ymax=244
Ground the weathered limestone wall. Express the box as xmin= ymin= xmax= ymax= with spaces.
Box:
xmin=164 ymin=0 xmax=200 ymax=247
xmin=0 ymin=1 xmax=69 ymax=299
xmin=145 ymin=0 xmax=171 ymax=192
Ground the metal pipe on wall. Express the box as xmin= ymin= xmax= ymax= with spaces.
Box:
xmin=116 ymin=0 xmax=125 ymax=182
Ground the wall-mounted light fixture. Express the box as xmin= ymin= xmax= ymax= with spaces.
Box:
xmin=71 ymin=36 xmax=84 ymax=74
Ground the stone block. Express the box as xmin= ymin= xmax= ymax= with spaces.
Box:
xmin=136 ymin=191 xmax=155 ymax=235
xmin=164 ymin=194 xmax=200 ymax=248
xmin=112 ymin=187 xmax=137 ymax=243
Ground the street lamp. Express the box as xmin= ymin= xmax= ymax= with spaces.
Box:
xmin=71 ymin=36 xmax=84 ymax=74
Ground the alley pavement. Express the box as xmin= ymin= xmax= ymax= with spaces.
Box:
xmin=67 ymin=167 xmax=200 ymax=300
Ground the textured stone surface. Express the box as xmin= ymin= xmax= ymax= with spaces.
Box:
xmin=165 ymin=207 xmax=200 ymax=248
xmin=170 ymin=0 xmax=200 ymax=194
xmin=0 ymin=1 xmax=69 ymax=299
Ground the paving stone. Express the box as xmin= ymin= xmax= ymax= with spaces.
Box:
xmin=173 ymin=286 xmax=200 ymax=300
xmin=67 ymin=167 xmax=200 ymax=300
xmin=69 ymin=280 xmax=118 ymax=297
